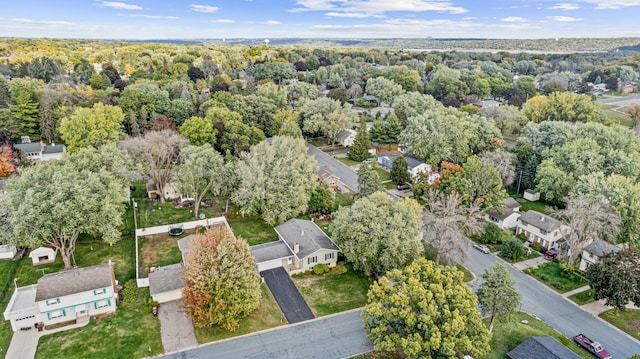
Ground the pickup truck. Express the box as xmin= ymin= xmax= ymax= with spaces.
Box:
xmin=573 ymin=333 xmax=612 ymax=359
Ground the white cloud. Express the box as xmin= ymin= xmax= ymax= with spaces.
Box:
xmin=290 ymin=0 xmax=467 ymax=15
xmin=501 ymin=16 xmax=527 ymax=22
xmin=118 ymin=14 xmax=179 ymax=19
xmin=210 ymin=19 xmax=235 ymax=23
xmin=547 ymin=15 xmax=582 ymax=22
xmin=100 ymin=1 xmax=142 ymax=10
xmin=313 ymin=18 xmax=478 ymax=36
xmin=0 ymin=17 xmax=75 ymax=26
xmin=265 ymin=20 xmax=281 ymax=25
xmin=325 ymin=12 xmax=383 ymax=18
xmin=190 ymin=4 xmax=219 ymax=13
xmin=577 ymin=0 xmax=640 ymax=9
xmin=548 ymin=3 xmax=580 ymax=10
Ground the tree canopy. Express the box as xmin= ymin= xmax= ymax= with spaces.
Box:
xmin=59 ymin=103 xmax=124 ymax=152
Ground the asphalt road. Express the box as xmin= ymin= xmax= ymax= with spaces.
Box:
xmin=160 ymin=309 xmax=373 ymax=359
xmin=597 ymin=94 xmax=640 ymax=107
xmin=464 ymin=245 xmax=640 ymax=359
xmin=307 ymin=144 xmax=359 ymax=192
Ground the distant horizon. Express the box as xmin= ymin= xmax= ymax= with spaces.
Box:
xmin=2 ymin=1 xmax=640 ymax=39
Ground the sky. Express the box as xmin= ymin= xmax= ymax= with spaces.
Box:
xmin=1 ymin=0 xmax=640 ymax=40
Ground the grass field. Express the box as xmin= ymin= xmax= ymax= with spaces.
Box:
xmin=292 ymin=263 xmax=373 ymax=317
xmin=35 ymin=288 xmax=162 ymax=359
xmin=569 ymin=289 xmax=596 ymax=305
xmin=599 ymin=309 xmax=640 ymax=340
xmin=228 ymin=217 xmax=279 ymax=246
xmin=518 ymin=199 xmax=550 ymax=214
xmin=193 ymin=284 xmax=284 ymax=344
xmin=525 ymin=261 xmax=589 ymax=293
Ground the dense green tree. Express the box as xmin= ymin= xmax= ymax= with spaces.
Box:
xmin=179 ymin=116 xmax=216 ymax=146
xmin=476 ymin=263 xmax=521 ymax=333
xmin=390 ymin=155 xmax=410 ymax=185
xmin=182 ymin=227 xmax=261 ymax=330
xmin=308 ymin=185 xmax=336 ymax=215
xmin=392 ymin=92 xmax=438 ymax=126
xmin=230 ymin=94 xmax=277 ymax=137
xmin=59 ymin=103 xmax=124 ymax=152
xmin=9 ymin=90 xmax=40 ymax=138
xmin=586 ymin=249 xmax=640 ymax=311
xmin=251 ymin=62 xmax=297 ymax=83
xmin=0 ymin=76 xmax=10 ymax=108
xmin=357 ymin=164 xmax=384 ymax=197
xmin=0 ymin=153 xmax=127 ymax=269
xmin=234 ymin=136 xmax=317 ymax=225
xmin=365 ymin=77 xmax=405 ymax=104
xmin=174 ymin=145 xmax=224 ymax=219
xmin=298 ymin=97 xmax=356 ymax=142
xmin=349 ymin=120 xmax=371 ymax=162
xmin=500 ymin=237 xmax=526 ymax=262
xmin=369 ymin=113 xmax=402 ymax=145
xmin=330 ymin=192 xmax=423 ymax=274
xmin=362 ymin=258 xmax=491 ymax=359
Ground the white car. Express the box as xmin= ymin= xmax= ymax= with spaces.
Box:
xmin=473 ymin=244 xmax=490 ymax=254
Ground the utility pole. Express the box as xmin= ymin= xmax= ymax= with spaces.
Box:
xmin=516 ymin=169 xmax=523 ymax=195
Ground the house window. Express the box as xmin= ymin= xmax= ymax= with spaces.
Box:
xmin=48 ymin=310 xmax=65 ymax=319
xmin=308 ymin=256 xmax=317 ymax=265
xmin=46 ymin=298 xmax=60 ymax=306
xmin=93 ymin=288 xmax=107 ymax=296
xmin=95 ymin=300 xmax=110 ymax=309
xmin=325 ymin=253 xmax=335 ymax=261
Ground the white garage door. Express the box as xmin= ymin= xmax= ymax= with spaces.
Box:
xmin=153 ymin=289 xmax=183 ymax=304
xmin=257 ymin=258 xmax=283 ymax=272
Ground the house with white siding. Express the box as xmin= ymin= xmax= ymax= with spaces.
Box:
xmin=3 ymin=262 xmax=118 ymax=332
xmin=579 ymin=241 xmax=622 ymax=271
xmin=251 ymin=219 xmax=340 ymax=275
xmin=516 ymin=211 xmax=570 ymax=250
xmin=486 ymin=198 xmax=521 ymax=230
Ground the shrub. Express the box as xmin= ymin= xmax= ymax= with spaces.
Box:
xmin=330 ymin=263 xmax=348 ymax=274
xmin=500 ymin=237 xmax=526 ymax=262
xmin=313 ymin=263 xmax=330 ymax=275
xmin=516 ymin=233 xmax=528 ymax=242
xmin=477 ymin=223 xmax=508 ymax=244
xmin=530 ymin=242 xmax=542 ymax=252
xmin=120 ymin=280 xmax=138 ymax=307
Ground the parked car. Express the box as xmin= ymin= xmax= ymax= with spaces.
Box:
xmin=544 ymin=248 xmax=558 ymax=260
xmin=573 ymin=333 xmax=612 ymax=359
xmin=363 ymin=158 xmax=373 ymax=164
xmin=473 ymin=244 xmax=490 ymax=254
xmin=397 ymin=183 xmax=412 ymax=191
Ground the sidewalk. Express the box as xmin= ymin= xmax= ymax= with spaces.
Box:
xmin=5 ymin=318 xmax=90 ymax=359
xmin=511 ymin=255 xmax=547 ymax=271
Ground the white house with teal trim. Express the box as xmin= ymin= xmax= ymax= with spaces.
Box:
xmin=3 ymin=261 xmax=118 ymax=332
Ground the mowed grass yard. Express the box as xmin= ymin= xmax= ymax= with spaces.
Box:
xmin=600 ymin=309 xmax=640 ymax=340
xmin=228 ymin=217 xmax=279 ymax=246
xmin=0 ymin=259 xmax=20 ymax=358
xmin=569 ymin=289 xmax=596 ymax=305
xmin=139 ymin=232 xmax=185 ymax=277
xmin=292 ymin=263 xmax=373 ymax=317
xmin=194 ymin=284 xmax=284 ymax=344
xmin=525 ymin=261 xmax=589 ymax=293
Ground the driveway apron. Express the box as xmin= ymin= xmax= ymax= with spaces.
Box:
xmin=159 ymin=300 xmax=198 ymax=353
xmin=260 ymin=267 xmax=315 ymax=323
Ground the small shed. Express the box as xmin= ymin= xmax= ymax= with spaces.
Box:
xmin=29 ymin=247 xmax=57 ymax=265
xmin=0 ymin=245 xmax=17 ymax=260
xmin=523 ymin=189 xmax=541 ymax=201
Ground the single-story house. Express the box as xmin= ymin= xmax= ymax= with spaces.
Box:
xmin=148 ymin=263 xmax=185 ymax=303
xmin=486 ymin=198 xmax=521 ymax=230
xmin=317 ymin=166 xmax=339 ymax=190
xmin=516 ymin=211 xmax=570 ymax=250
xmin=507 ymin=336 xmax=580 ymax=359
xmin=29 ymin=247 xmax=56 ymax=265
xmin=14 ymin=141 xmax=66 ymax=162
xmin=377 ymin=152 xmax=432 ymax=179
xmin=523 ymin=189 xmax=541 ymax=201
xmin=579 ymin=240 xmax=622 ymax=271
xmin=3 ymin=262 xmax=118 ymax=332
xmin=0 ymin=244 xmax=17 ymax=260
xmin=473 ymin=99 xmax=502 ymax=108
xmin=362 ymin=95 xmax=378 ymax=105
xmin=146 ymin=181 xmax=193 ymax=203
xmin=336 ymin=129 xmax=357 ymax=147
xmin=250 ymin=219 xmax=340 ymax=275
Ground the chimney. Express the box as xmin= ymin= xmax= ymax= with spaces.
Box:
xmin=294 ymin=242 xmax=299 ymax=254
xmin=301 ymin=229 xmax=305 ymax=236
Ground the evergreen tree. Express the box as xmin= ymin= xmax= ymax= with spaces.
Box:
xmin=357 ymin=163 xmax=384 ymax=197
xmin=476 ymin=263 xmax=521 ymax=333
xmin=390 ymin=155 xmax=411 ymax=184
xmin=349 ymin=120 xmax=371 ymax=162
xmin=9 ymin=91 xmax=39 ymax=138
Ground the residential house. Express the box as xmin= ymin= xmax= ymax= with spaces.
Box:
xmin=146 ymin=180 xmax=193 ymax=203
xmin=507 ymin=336 xmax=580 ymax=359
xmin=486 ymin=198 xmax=521 ymax=230
xmin=29 ymin=247 xmax=56 ymax=265
xmin=579 ymin=240 xmax=622 ymax=271
xmin=377 ymin=152 xmax=433 ymax=180
xmin=14 ymin=141 xmax=66 ymax=162
xmin=3 ymin=262 xmax=118 ymax=332
xmin=368 ymin=106 xmax=394 ymax=118
xmin=317 ymin=166 xmax=339 ymax=190
xmin=362 ymin=95 xmax=378 ymax=105
xmin=0 ymin=244 xmax=17 ymax=260
xmin=516 ymin=210 xmax=570 ymax=250
xmin=473 ymin=99 xmax=502 ymax=108
xmin=148 ymin=263 xmax=185 ymax=303
xmin=336 ymin=129 xmax=357 ymax=147
xmin=251 ymin=219 xmax=340 ymax=275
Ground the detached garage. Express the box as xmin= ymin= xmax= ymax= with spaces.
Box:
xmin=251 ymin=241 xmax=293 ymax=273
xmin=148 ymin=264 xmax=185 ymax=303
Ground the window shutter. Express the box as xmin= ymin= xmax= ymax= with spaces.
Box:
xmin=62 ymin=309 xmax=66 ymax=317
xmin=94 ymin=302 xmax=98 ymax=309
xmin=107 ymin=299 xmax=111 ymax=307
xmin=56 ymin=298 xmax=60 ymax=304
xmin=47 ymin=312 xmax=51 ymax=320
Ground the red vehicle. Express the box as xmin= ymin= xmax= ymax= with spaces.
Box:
xmin=573 ymin=333 xmax=612 ymax=359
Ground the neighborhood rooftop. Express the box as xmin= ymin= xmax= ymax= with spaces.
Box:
xmin=148 ymin=264 xmax=185 ymax=296
xmin=583 ymin=240 xmax=621 ymax=258
xmin=518 ymin=210 xmax=563 ymax=233
xmin=377 ymin=152 xmax=425 ymax=169
xmin=507 ymin=336 xmax=580 ymax=359
xmin=35 ymin=262 xmax=113 ymax=302
xmin=250 ymin=241 xmax=293 ymax=263
xmin=274 ymin=219 xmax=339 ymax=259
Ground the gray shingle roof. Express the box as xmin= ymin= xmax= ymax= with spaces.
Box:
xmin=274 ymin=219 xmax=339 ymax=260
xmin=336 ymin=129 xmax=356 ymax=143
xmin=250 ymin=241 xmax=292 ymax=263
xmin=488 ymin=198 xmax=521 ymax=220
xmin=35 ymin=263 xmax=113 ymax=302
xmin=518 ymin=211 xmax=563 ymax=233
xmin=42 ymin=145 xmax=65 ymax=154
xmin=504 ymin=197 xmax=520 ymax=209
xmin=583 ymin=240 xmax=621 ymax=258
xmin=507 ymin=336 xmax=580 ymax=359
xmin=377 ymin=152 xmax=426 ymax=171
xmin=149 ymin=264 xmax=185 ymax=296
xmin=14 ymin=143 xmax=42 ymax=153
xmin=177 ymin=235 xmax=195 ymax=258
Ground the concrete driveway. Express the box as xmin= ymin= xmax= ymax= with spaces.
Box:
xmin=158 ymin=300 xmax=197 ymax=353
xmin=261 ymin=267 xmax=314 ymax=323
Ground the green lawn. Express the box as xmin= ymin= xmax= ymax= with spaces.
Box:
xmin=569 ymin=289 xmax=596 ymax=305
xmin=500 ymin=251 xmax=542 ymax=263
xmin=335 ymin=192 xmax=354 ymax=207
xmin=135 ymin=198 xmax=220 ymax=229
xmin=36 ymin=288 xmax=162 ymax=359
xmin=228 ymin=217 xmax=279 ymax=246
xmin=375 ymin=168 xmax=390 ymax=182
xmin=599 ymin=309 xmax=640 ymax=340
xmin=194 ymin=284 xmax=285 ymax=344
xmin=0 ymin=259 xmax=20 ymax=358
xmin=602 ymin=108 xmax=632 ymax=127
xmin=525 ymin=261 xmax=589 ymax=293
xmin=139 ymin=232 xmax=184 ymax=277
xmin=292 ymin=263 xmax=373 ymax=316
xmin=518 ymin=199 xmax=550 ymax=214
xmin=337 ymin=157 xmax=361 ymax=167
